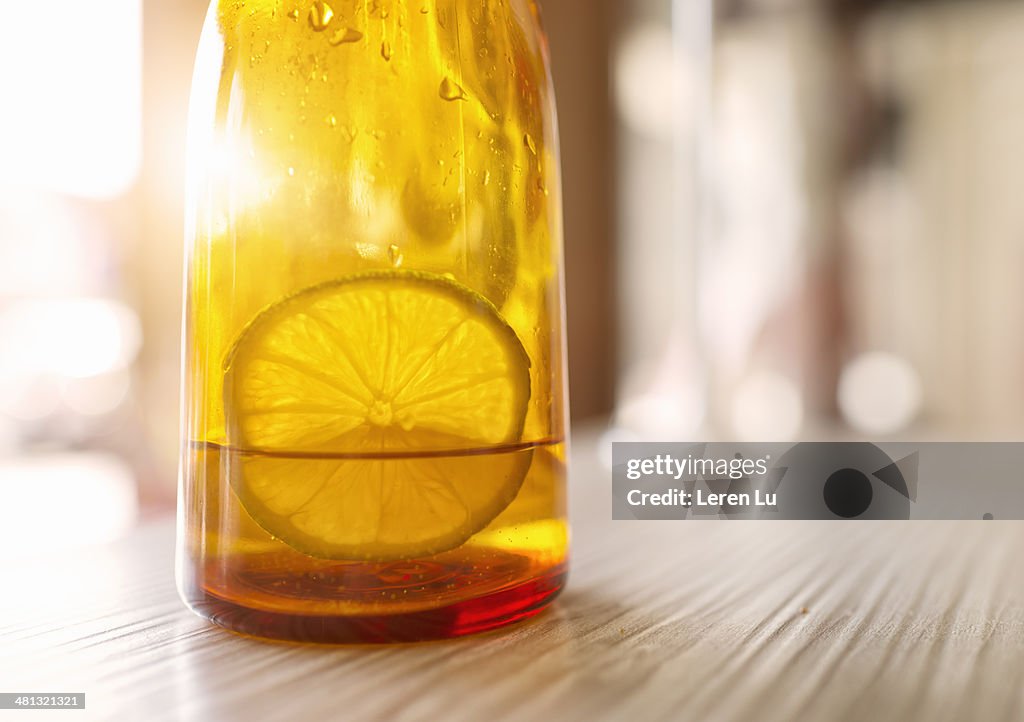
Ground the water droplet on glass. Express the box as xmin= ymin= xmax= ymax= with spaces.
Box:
xmin=288 ymin=167 xmax=296 ymax=177
xmin=326 ymin=114 xmax=337 ymax=127
xmin=381 ymin=41 xmax=392 ymax=61
xmin=524 ymin=133 xmax=537 ymax=155
xmin=288 ymin=9 xmax=299 ymax=21
xmin=329 ymin=27 xmax=363 ymax=45
xmin=483 ymin=170 xmax=491 ymax=186
xmin=439 ymin=77 xmax=467 ymax=101
xmin=309 ymin=1 xmax=334 ymax=31
xmin=388 ymin=244 xmax=404 ymax=268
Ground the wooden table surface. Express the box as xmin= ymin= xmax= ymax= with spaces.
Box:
xmin=3 ymin=432 xmax=1024 ymax=722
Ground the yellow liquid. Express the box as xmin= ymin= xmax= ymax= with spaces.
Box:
xmin=178 ymin=0 xmax=569 ymax=642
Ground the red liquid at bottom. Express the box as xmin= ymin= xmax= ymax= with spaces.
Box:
xmin=181 ymin=562 xmax=566 ymax=644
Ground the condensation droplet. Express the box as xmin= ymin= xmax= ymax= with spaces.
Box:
xmin=288 ymin=167 xmax=296 ymax=177
xmin=309 ymin=1 xmax=334 ymax=31
xmin=524 ymin=133 xmax=537 ymax=155
xmin=439 ymin=77 xmax=467 ymax=101
xmin=388 ymin=244 xmax=404 ymax=268
xmin=288 ymin=9 xmax=299 ymax=21
xmin=381 ymin=41 xmax=392 ymax=61
xmin=326 ymin=114 xmax=337 ymax=127
xmin=483 ymin=170 xmax=491 ymax=186
xmin=329 ymin=27 xmax=363 ymax=45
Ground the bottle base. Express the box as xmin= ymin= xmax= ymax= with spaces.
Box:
xmin=183 ymin=565 xmax=566 ymax=644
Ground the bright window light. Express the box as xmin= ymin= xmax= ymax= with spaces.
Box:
xmin=0 ymin=299 xmax=142 ymax=380
xmin=0 ymin=454 xmax=138 ymax=561
xmin=0 ymin=0 xmax=142 ymax=199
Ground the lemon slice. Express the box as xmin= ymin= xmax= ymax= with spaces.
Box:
xmin=223 ymin=270 xmax=532 ymax=561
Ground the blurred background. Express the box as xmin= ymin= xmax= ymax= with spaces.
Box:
xmin=1 ymin=0 xmax=1022 ymax=558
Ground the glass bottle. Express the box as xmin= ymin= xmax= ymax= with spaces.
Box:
xmin=176 ymin=0 xmax=569 ymax=643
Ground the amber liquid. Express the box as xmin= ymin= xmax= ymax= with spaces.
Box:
xmin=179 ymin=439 xmax=566 ymax=642
xmin=179 ymin=0 xmax=568 ymax=642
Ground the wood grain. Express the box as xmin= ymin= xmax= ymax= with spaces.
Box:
xmin=3 ymin=432 xmax=1023 ymax=721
